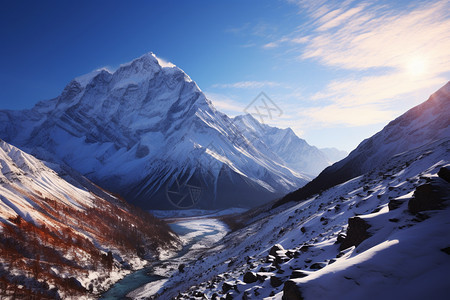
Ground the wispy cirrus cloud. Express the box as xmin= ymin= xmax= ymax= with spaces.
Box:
xmin=299 ymin=1 xmax=450 ymax=72
xmin=212 ymin=81 xmax=284 ymax=89
xmin=266 ymin=0 xmax=450 ymax=127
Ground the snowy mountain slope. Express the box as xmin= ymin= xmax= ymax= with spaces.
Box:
xmin=0 ymin=52 xmax=310 ymax=210
xmin=232 ymin=114 xmax=333 ymax=176
xmin=279 ymin=81 xmax=450 ymax=206
xmin=133 ymin=135 xmax=450 ymax=299
xmin=0 ymin=139 xmax=179 ymax=299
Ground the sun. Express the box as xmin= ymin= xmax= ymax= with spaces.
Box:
xmin=405 ymin=56 xmax=428 ymax=77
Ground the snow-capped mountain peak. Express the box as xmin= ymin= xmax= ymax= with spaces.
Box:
xmin=0 ymin=52 xmax=321 ymax=210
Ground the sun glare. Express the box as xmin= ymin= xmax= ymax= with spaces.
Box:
xmin=405 ymin=56 xmax=428 ymax=77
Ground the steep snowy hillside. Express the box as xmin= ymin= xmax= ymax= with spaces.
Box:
xmin=125 ymin=84 xmax=450 ymax=299
xmin=0 ymin=140 xmax=179 ymax=299
xmin=0 ymin=52 xmax=310 ymax=210
xmin=131 ymin=136 xmax=450 ymax=299
xmin=279 ymin=81 xmax=450 ymax=206
xmin=232 ymin=114 xmax=332 ymax=176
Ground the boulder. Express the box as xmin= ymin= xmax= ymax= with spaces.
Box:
xmin=243 ymin=271 xmax=258 ymax=284
xmin=282 ymin=280 xmax=303 ymax=300
xmin=269 ymin=244 xmax=285 ymax=257
xmin=438 ymin=166 xmax=450 ymax=183
xmin=290 ymin=270 xmax=308 ymax=279
xmin=339 ymin=216 xmax=371 ymax=250
xmin=388 ymin=199 xmax=404 ymax=211
xmin=408 ymin=179 xmax=450 ymax=214
xmin=270 ymin=276 xmax=284 ymax=287
xmin=178 ymin=263 xmax=185 ymax=273
xmin=310 ymin=262 xmax=327 ymax=270
xmin=222 ymin=282 xmax=236 ymax=293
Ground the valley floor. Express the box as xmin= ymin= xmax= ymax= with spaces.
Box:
xmin=102 ymin=209 xmax=234 ymax=299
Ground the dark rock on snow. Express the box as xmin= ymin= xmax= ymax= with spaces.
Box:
xmin=270 ymin=275 xmax=284 ymax=287
xmin=388 ymin=199 xmax=405 ymax=211
xmin=441 ymin=247 xmax=450 ymax=255
xmin=282 ymin=280 xmax=304 ymax=300
xmin=309 ymin=262 xmax=327 ymax=270
xmin=290 ymin=270 xmax=309 ymax=279
xmin=438 ymin=166 xmax=450 ymax=183
xmin=222 ymin=282 xmax=236 ymax=293
xmin=339 ymin=216 xmax=371 ymax=250
xmin=408 ymin=178 xmax=450 ymax=214
xmin=243 ymin=271 xmax=258 ymax=284
xmin=269 ymin=244 xmax=285 ymax=256
xmin=178 ymin=263 xmax=185 ymax=273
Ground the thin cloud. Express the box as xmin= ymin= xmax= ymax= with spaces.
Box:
xmin=263 ymin=42 xmax=279 ymax=49
xmin=276 ymin=0 xmax=450 ymax=127
xmin=212 ymin=81 xmax=283 ymax=89
xmin=301 ymin=1 xmax=450 ymax=72
xmin=316 ymin=5 xmax=365 ymax=31
xmin=311 ymin=72 xmax=447 ymax=106
xmin=298 ymin=104 xmax=397 ymax=127
xmin=204 ymin=92 xmax=245 ymax=116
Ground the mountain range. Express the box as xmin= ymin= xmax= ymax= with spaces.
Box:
xmin=0 ymin=52 xmax=344 ymax=210
xmin=0 ymin=51 xmax=449 ymax=299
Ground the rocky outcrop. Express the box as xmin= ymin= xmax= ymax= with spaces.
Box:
xmin=282 ymin=280 xmax=304 ymax=300
xmin=270 ymin=276 xmax=284 ymax=287
xmin=339 ymin=217 xmax=371 ymax=250
xmin=408 ymin=178 xmax=450 ymax=214
xmin=269 ymin=244 xmax=285 ymax=256
xmin=388 ymin=198 xmax=406 ymax=211
xmin=222 ymin=282 xmax=237 ymax=293
xmin=290 ymin=270 xmax=308 ymax=279
xmin=309 ymin=262 xmax=327 ymax=270
xmin=438 ymin=166 xmax=450 ymax=183
xmin=243 ymin=271 xmax=258 ymax=284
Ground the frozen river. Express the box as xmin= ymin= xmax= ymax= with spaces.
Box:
xmin=100 ymin=211 xmax=232 ymax=299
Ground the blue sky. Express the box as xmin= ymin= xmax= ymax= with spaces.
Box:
xmin=1 ymin=0 xmax=449 ymax=152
